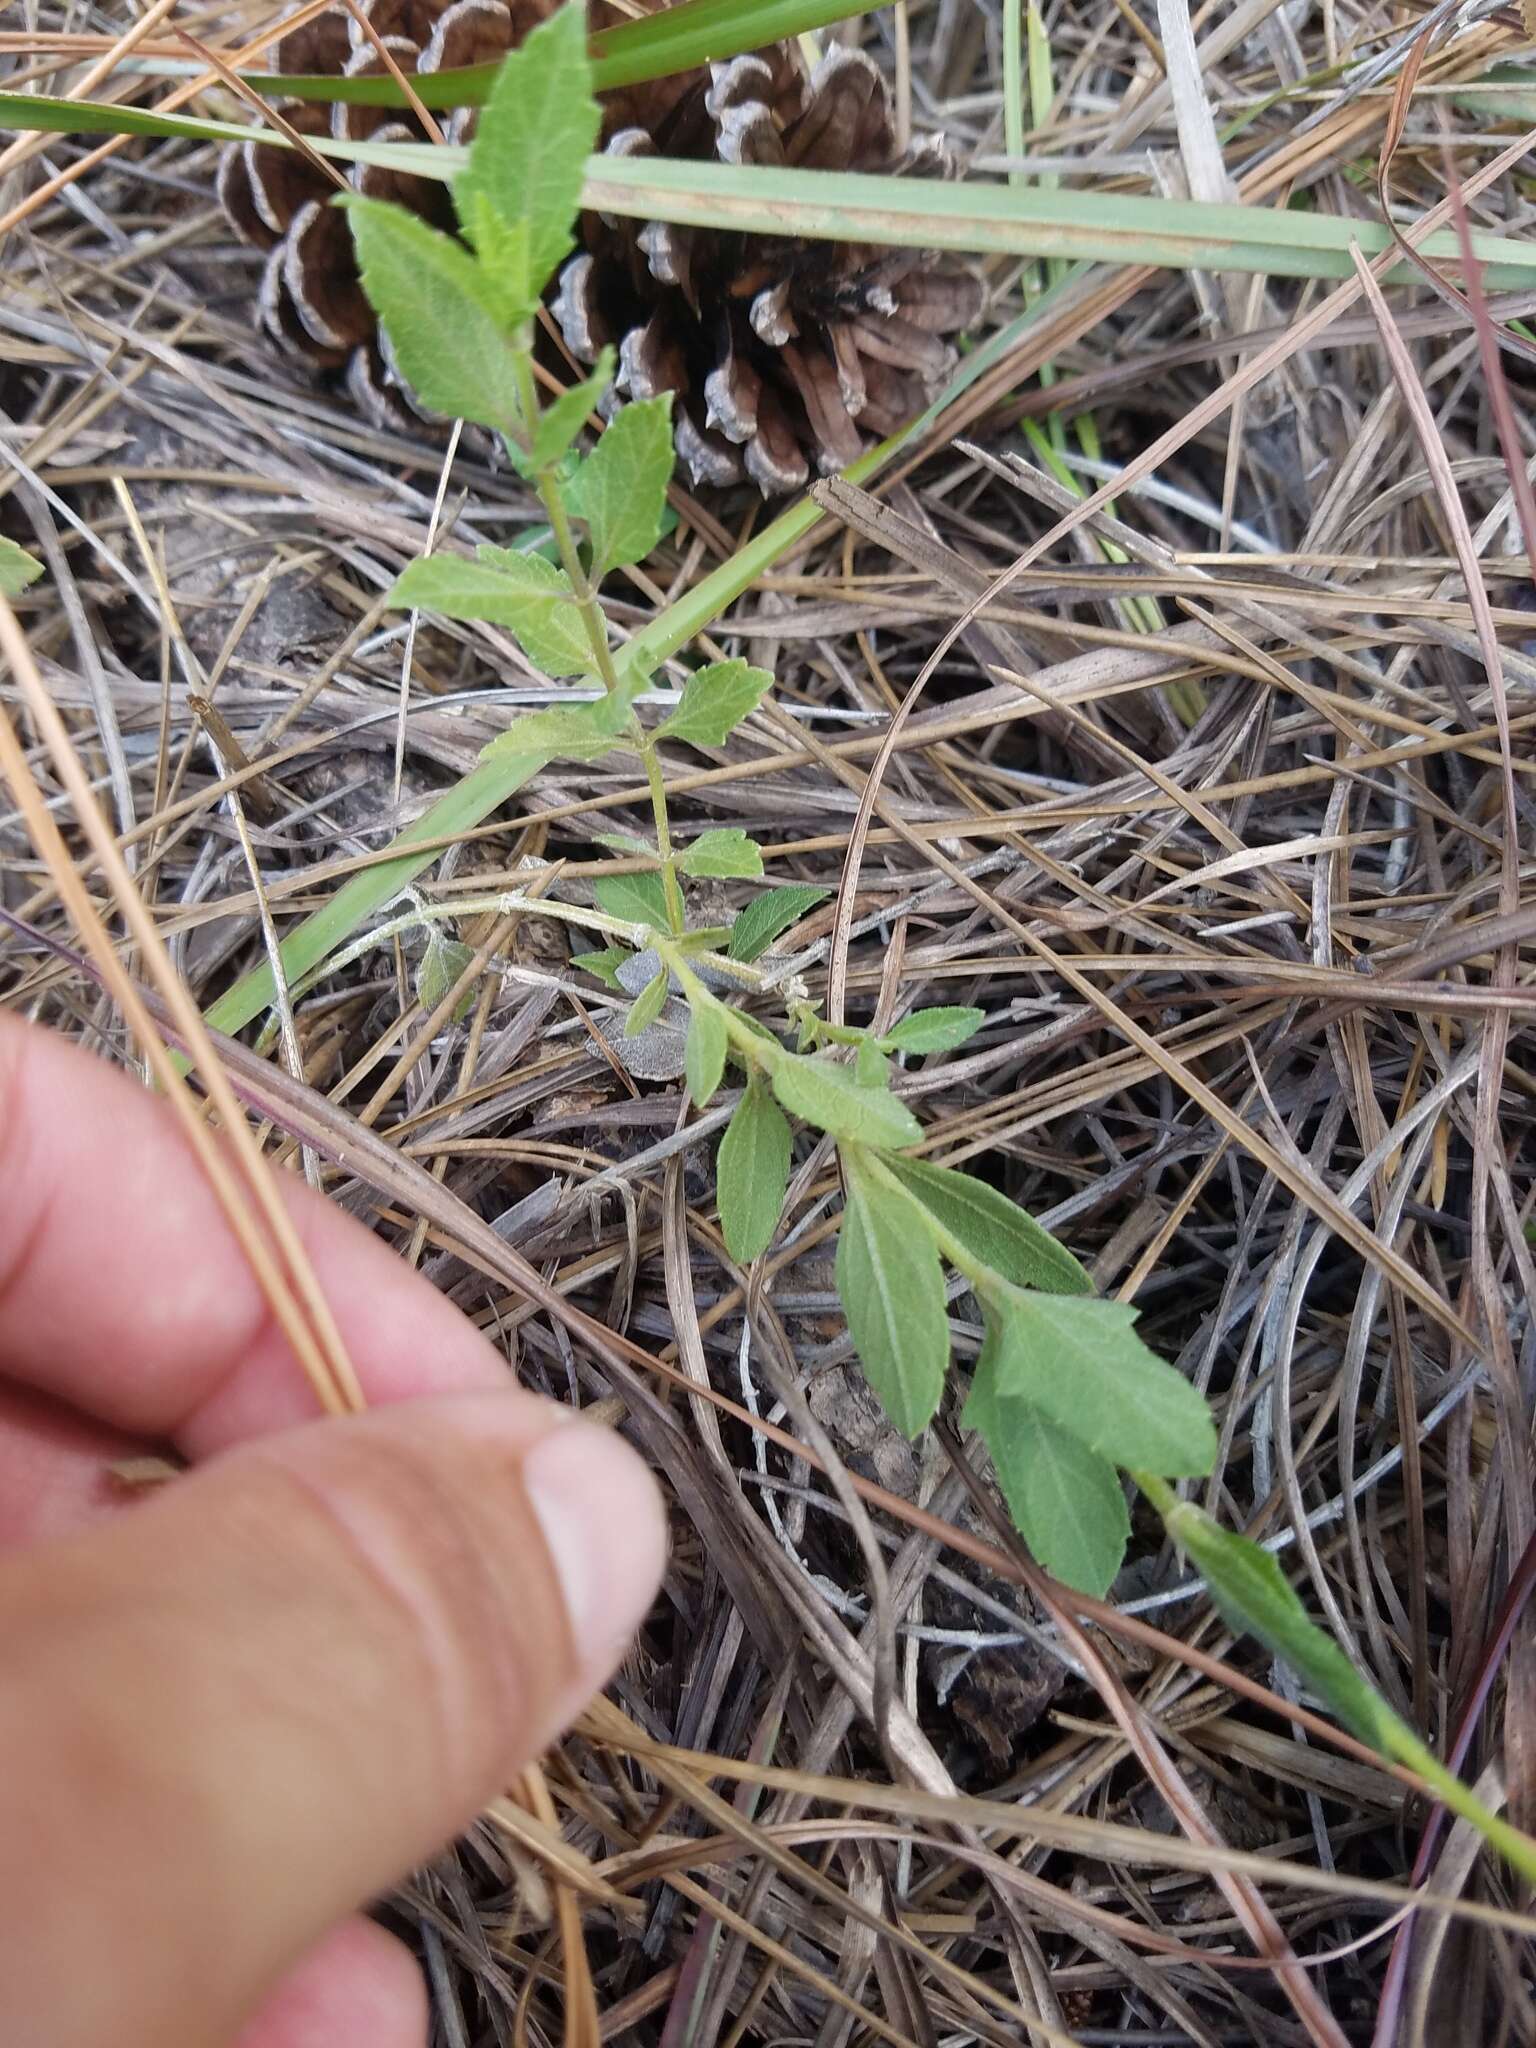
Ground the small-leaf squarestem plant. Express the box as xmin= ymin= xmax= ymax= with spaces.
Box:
xmin=324 ymin=1 xmax=1534 ymax=1878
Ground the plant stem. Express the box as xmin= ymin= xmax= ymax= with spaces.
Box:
xmin=637 ymin=735 xmax=685 ymax=933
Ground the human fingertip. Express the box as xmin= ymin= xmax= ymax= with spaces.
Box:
xmin=521 ymin=1417 xmax=667 ymax=1676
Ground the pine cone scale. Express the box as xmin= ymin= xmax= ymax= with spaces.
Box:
xmin=222 ymin=3 xmax=983 ymax=490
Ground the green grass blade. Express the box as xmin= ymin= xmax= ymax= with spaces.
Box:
xmin=202 ymin=749 xmax=546 ymax=1040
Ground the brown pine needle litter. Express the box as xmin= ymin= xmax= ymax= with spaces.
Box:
xmin=7 ymin=0 xmax=1536 ymax=2041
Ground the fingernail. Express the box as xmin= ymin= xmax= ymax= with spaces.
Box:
xmin=522 ymin=1421 xmax=665 ymax=1663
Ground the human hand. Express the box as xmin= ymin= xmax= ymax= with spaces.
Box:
xmin=0 ymin=1015 xmax=666 ymax=2047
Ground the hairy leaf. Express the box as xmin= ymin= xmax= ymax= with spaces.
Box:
xmin=883 ymin=1006 xmax=985 ymax=1054
xmin=769 ymin=1052 xmax=921 ymax=1149
xmin=656 ymin=657 xmax=771 ymax=749
xmin=885 ymin=1156 xmax=1090 ymax=1295
xmin=392 ymin=548 xmax=595 ymax=677
xmin=989 ymin=1292 xmax=1217 ymax=1477
xmin=565 ymin=394 xmax=673 ymax=574
xmin=685 ymin=1000 xmax=728 ymax=1106
xmin=679 ymin=827 xmax=764 ymax=880
xmin=415 ymin=933 xmax=478 ymax=1022
xmin=452 ymin=3 xmax=599 ymax=293
xmin=837 ymin=1149 xmax=948 ymax=1438
xmin=727 ymin=884 xmax=829 ymax=962
xmin=343 ymin=197 xmax=525 ymax=429
xmin=718 ymin=1078 xmax=791 ymax=1263
xmin=593 ymin=870 xmax=671 ymax=931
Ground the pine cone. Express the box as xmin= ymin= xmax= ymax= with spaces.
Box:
xmin=220 ymin=3 xmax=982 ymax=493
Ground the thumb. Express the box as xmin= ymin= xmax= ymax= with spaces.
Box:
xmin=0 ymin=1391 xmax=665 ymax=2047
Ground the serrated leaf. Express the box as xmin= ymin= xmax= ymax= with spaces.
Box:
xmin=768 ymin=1052 xmax=922 ymax=1149
xmin=685 ymin=1000 xmax=728 ymax=1106
xmin=884 ymin=1156 xmax=1090 ymax=1296
xmin=717 ymin=1078 xmax=791 ymax=1263
xmin=727 ymin=884 xmax=830 ymax=963
xmin=989 ymin=1292 xmax=1217 ymax=1477
xmin=655 ymin=658 xmax=772 ymax=750
xmin=570 ymin=945 xmax=628 ymax=989
xmin=883 ymin=1006 xmax=985 ymax=1055
xmin=594 ymin=870 xmax=670 ymax=931
xmin=625 ymin=965 xmax=669 ymax=1038
xmin=836 ymin=1149 xmax=948 ymax=1438
xmin=1165 ymin=1504 xmax=1398 ymax=1749
xmin=416 ymin=933 xmax=478 ymax=1021
xmin=343 ymin=197 xmax=525 ymax=430
xmin=525 ymin=348 xmax=613 ymax=472
xmin=452 ymin=3 xmax=598 ymax=294
xmin=391 ymin=548 xmax=596 ymax=677
xmin=565 ymin=394 xmax=673 ymax=576
xmin=0 ymin=536 xmax=42 ymax=598
xmin=964 ymin=1346 xmax=1128 ymax=1595
xmin=679 ymin=827 xmax=764 ymax=880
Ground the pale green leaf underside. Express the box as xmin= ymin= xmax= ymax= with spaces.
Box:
xmin=625 ymin=967 xmax=669 ymax=1038
xmin=718 ymin=1080 xmax=792 ymax=1263
xmin=837 ymin=1151 xmax=948 ymax=1438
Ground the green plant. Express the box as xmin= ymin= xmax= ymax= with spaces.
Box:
xmin=204 ymin=3 xmax=1536 ymax=1880
xmin=0 ymin=539 xmax=42 ymax=600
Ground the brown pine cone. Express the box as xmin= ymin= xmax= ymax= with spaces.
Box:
xmin=220 ymin=2 xmax=983 ymax=493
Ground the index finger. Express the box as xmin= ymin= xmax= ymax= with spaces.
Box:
xmin=0 ymin=1017 xmax=509 ymax=1457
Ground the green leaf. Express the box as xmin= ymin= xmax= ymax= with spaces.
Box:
xmin=0 ymin=537 xmax=42 ymax=598
xmin=989 ymin=1292 xmax=1217 ymax=1477
xmin=483 ymin=698 xmax=624 ymax=764
xmin=964 ymin=1345 xmax=1128 ymax=1595
xmin=592 ymin=830 xmax=657 ymax=859
xmin=342 ymin=197 xmax=525 ymax=430
xmin=837 ymin=1148 xmax=949 ymax=1438
xmin=1165 ymin=1504 xmax=1398 ymax=1750
xmin=679 ymin=828 xmax=764 ymax=880
xmin=718 ymin=1078 xmax=791 ymax=1263
xmin=855 ymin=1038 xmax=892 ymax=1088
xmin=570 ymin=945 xmax=629 ymax=988
xmin=522 ymin=347 xmax=615 ymax=473
xmin=625 ymin=966 xmax=669 ymax=1038
xmin=415 ymin=933 xmax=478 ymax=1021
xmin=768 ymin=1052 xmax=922 ymax=1149
xmin=565 ymin=394 xmax=673 ymax=576
xmin=684 ymin=1000 xmax=728 ymax=1106
xmin=727 ymin=884 xmax=829 ymax=962
xmin=883 ymin=1006 xmax=985 ymax=1055
xmin=884 ymin=1156 xmax=1091 ymax=1296
xmin=594 ymin=870 xmax=670 ymax=931
xmin=655 ymin=658 xmax=772 ymax=749
xmin=452 ymin=2 xmax=599 ymax=294
xmin=453 ymin=192 xmax=533 ymax=326
xmin=391 ymin=549 xmax=595 ymax=677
